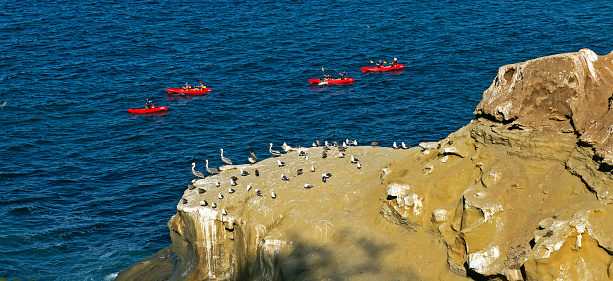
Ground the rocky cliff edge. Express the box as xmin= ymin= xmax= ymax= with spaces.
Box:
xmin=116 ymin=49 xmax=613 ymax=281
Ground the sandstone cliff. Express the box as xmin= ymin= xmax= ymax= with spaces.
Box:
xmin=116 ymin=49 xmax=613 ymax=281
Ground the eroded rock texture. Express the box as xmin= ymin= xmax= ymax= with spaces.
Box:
xmin=116 ymin=49 xmax=613 ymax=281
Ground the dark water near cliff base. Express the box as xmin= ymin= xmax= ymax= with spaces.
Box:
xmin=1 ymin=1 xmax=612 ymax=280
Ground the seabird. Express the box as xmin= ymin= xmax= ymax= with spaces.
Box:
xmin=401 ymin=142 xmax=409 ymax=149
xmin=351 ymin=140 xmax=358 ymax=146
xmin=228 ymin=188 xmax=235 ymax=193
xmin=304 ymin=183 xmax=313 ymax=189
xmin=338 ymin=146 xmax=347 ymax=152
xmin=322 ymin=146 xmax=331 ymax=151
xmin=311 ymin=166 xmax=315 ymax=172
xmin=312 ymin=142 xmax=317 ymax=147
xmin=188 ymin=184 xmax=196 ymax=190
xmin=333 ymin=141 xmax=339 ymax=146
xmin=212 ymin=202 xmax=217 ymax=208
xmin=230 ymin=177 xmax=237 ymax=186
xmin=345 ymin=139 xmax=351 ymax=145
xmin=215 ymin=181 xmax=221 ymax=187
xmin=256 ymin=189 xmax=263 ymax=196
xmin=392 ymin=142 xmax=399 ymax=149
xmin=322 ymin=172 xmax=332 ymax=183
xmin=282 ymin=142 xmax=292 ymax=153
xmin=218 ymin=193 xmax=224 ymax=200
xmin=322 ymin=150 xmax=327 ymax=158
xmin=200 ymin=200 xmax=208 ymax=206
xmin=277 ymin=160 xmax=285 ymax=167
xmin=269 ymin=143 xmax=281 ymax=157
xmin=1 ymin=102 xmax=6 ymax=108
xmin=221 ymin=209 xmax=227 ymax=215
xmin=357 ymin=162 xmax=362 ymax=169
xmin=297 ymin=169 xmax=303 ymax=176
xmin=240 ymin=169 xmax=249 ymax=176
xmin=324 ymin=141 xmax=330 ymax=147
xmin=304 ymin=156 xmax=309 ymax=160
xmin=298 ymin=150 xmax=307 ymax=157
xmin=371 ymin=141 xmax=380 ymax=147
xmin=181 ymin=198 xmax=188 ymax=204
xmin=205 ymin=160 xmax=219 ymax=175
xmin=255 ymin=169 xmax=260 ymax=177
xmin=281 ymin=174 xmax=289 ymax=181
xmin=246 ymin=183 xmax=252 ymax=191
xmin=338 ymin=152 xmax=345 ymax=158
xmin=191 ymin=162 xmax=205 ymax=179
xmin=271 ymin=191 xmax=277 ymax=199
xmin=351 ymin=155 xmax=359 ymax=163
xmin=315 ymin=140 xmax=322 ymax=147
xmin=198 ymin=188 xmax=206 ymax=194
xmin=220 ymin=149 xmax=233 ymax=165
xmin=248 ymin=151 xmax=257 ymax=164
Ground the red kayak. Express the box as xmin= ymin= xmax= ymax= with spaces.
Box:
xmin=166 ymin=88 xmax=212 ymax=95
xmin=360 ymin=64 xmax=405 ymax=72
xmin=127 ymin=106 xmax=168 ymax=114
xmin=308 ymin=78 xmax=355 ymax=84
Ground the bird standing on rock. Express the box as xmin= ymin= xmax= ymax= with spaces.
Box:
xmin=392 ymin=142 xmax=399 ymax=149
xmin=281 ymin=174 xmax=289 ymax=181
xmin=256 ymin=189 xmax=263 ymax=197
xmin=215 ymin=181 xmax=221 ymax=187
xmin=357 ymin=162 xmax=362 ymax=169
xmin=322 ymin=150 xmax=327 ymax=158
xmin=278 ymin=160 xmax=285 ymax=167
xmin=255 ymin=169 xmax=260 ymax=177
xmin=282 ymin=142 xmax=292 ymax=153
xmin=401 ymin=142 xmax=409 ymax=149
xmin=220 ymin=149 xmax=233 ymax=165
xmin=230 ymin=177 xmax=238 ymax=186
xmin=304 ymin=183 xmax=313 ymax=189
xmin=247 ymin=183 xmax=252 ymax=191
xmin=248 ymin=151 xmax=257 ymax=164
xmin=228 ymin=188 xmax=235 ymax=193
xmin=271 ymin=191 xmax=277 ymax=199
xmin=297 ymin=169 xmax=303 ymax=176
xmin=322 ymin=172 xmax=332 ymax=183
xmin=181 ymin=198 xmax=188 ymax=204
xmin=269 ymin=143 xmax=281 ymax=157
xmin=218 ymin=193 xmax=224 ymax=200
xmin=191 ymin=162 xmax=205 ymax=179
xmin=311 ymin=166 xmax=315 ymax=172
xmin=351 ymin=155 xmax=359 ymax=163
xmin=241 ymin=169 xmax=249 ymax=176
xmin=205 ymin=160 xmax=219 ymax=175
xmin=212 ymin=202 xmax=217 ymax=208
xmin=221 ymin=209 xmax=227 ymax=215
xmin=200 ymin=200 xmax=208 ymax=206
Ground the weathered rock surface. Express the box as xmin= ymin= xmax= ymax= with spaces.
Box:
xmin=116 ymin=49 xmax=613 ymax=281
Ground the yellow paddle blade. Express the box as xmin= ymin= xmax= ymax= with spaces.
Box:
xmin=322 ymin=67 xmax=324 ymax=72
xmin=384 ymin=61 xmax=388 ymax=64
xmin=370 ymin=60 xmax=374 ymax=63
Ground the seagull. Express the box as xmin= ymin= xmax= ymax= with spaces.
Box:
xmin=200 ymin=200 xmax=208 ymax=206
xmin=228 ymin=188 xmax=235 ymax=193
xmin=255 ymin=169 xmax=260 ymax=177
xmin=351 ymin=140 xmax=358 ymax=146
xmin=181 ymin=198 xmax=188 ymax=204
xmin=392 ymin=142 xmax=399 ymax=149
xmin=371 ymin=141 xmax=380 ymax=147
xmin=220 ymin=149 xmax=233 ymax=165
xmin=351 ymin=155 xmax=359 ymax=163
xmin=322 ymin=172 xmax=332 ymax=183
xmin=324 ymin=141 xmax=331 ymax=147
xmin=230 ymin=177 xmax=237 ymax=186
xmin=256 ymin=189 xmax=263 ymax=196
xmin=218 ymin=193 xmax=224 ymax=199
xmin=312 ymin=142 xmax=317 ymax=147
xmin=297 ymin=169 xmax=303 ymax=176
xmin=271 ymin=191 xmax=277 ymax=199
xmin=269 ymin=143 xmax=281 ymax=157
xmin=215 ymin=181 xmax=221 ymax=187
xmin=277 ymin=160 xmax=285 ymax=167
xmin=281 ymin=174 xmax=289 ymax=181
xmin=338 ymin=145 xmax=347 ymax=152
xmin=191 ymin=162 xmax=205 ymax=179
xmin=246 ymin=183 xmax=252 ymax=191
xmin=338 ymin=152 xmax=345 ymax=158
xmin=282 ymin=142 xmax=292 ymax=153
xmin=212 ymin=202 xmax=217 ymax=208
xmin=333 ymin=141 xmax=339 ymax=146
xmin=298 ymin=150 xmax=307 ymax=157
xmin=198 ymin=188 xmax=206 ymax=194
xmin=315 ymin=140 xmax=322 ymax=147
xmin=240 ymin=169 xmax=249 ymax=176
xmin=311 ymin=166 xmax=315 ymax=172
xmin=322 ymin=146 xmax=331 ymax=151
xmin=248 ymin=151 xmax=257 ymax=164
xmin=304 ymin=183 xmax=313 ymax=189
xmin=221 ymin=209 xmax=227 ymax=215
xmin=205 ymin=160 xmax=219 ymax=175
xmin=322 ymin=150 xmax=327 ymax=158
xmin=188 ymin=184 xmax=196 ymax=190
xmin=401 ymin=142 xmax=409 ymax=149
xmin=357 ymin=162 xmax=362 ymax=169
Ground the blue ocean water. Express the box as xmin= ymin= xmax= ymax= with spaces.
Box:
xmin=1 ymin=1 xmax=611 ymax=280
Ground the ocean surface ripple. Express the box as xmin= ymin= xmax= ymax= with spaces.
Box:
xmin=1 ymin=1 xmax=612 ymax=280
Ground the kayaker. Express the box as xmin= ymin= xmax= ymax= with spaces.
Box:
xmin=182 ymin=82 xmax=190 ymax=91
xmin=391 ymin=58 xmax=398 ymax=67
xmin=145 ymin=99 xmax=155 ymax=109
xmin=340 ymin=71 xmax=347 ymax=80
xmin=198 ymin=81 xmax=206 ymax=90
xmin=377 ymin=60 xmax=384 ymax=68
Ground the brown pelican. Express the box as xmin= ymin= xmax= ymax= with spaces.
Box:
xmin=205 ymin=160 xmax=219 ymax=175
xmin=269 ymin=143 xmax=281 ymax=157
xmin=191 ymin=162 xmax=205 ymax=179
xmin=248 ymin=151 xmax=257 ymax=164
xmin=220 ymin=149 xmax=233 ymax=165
